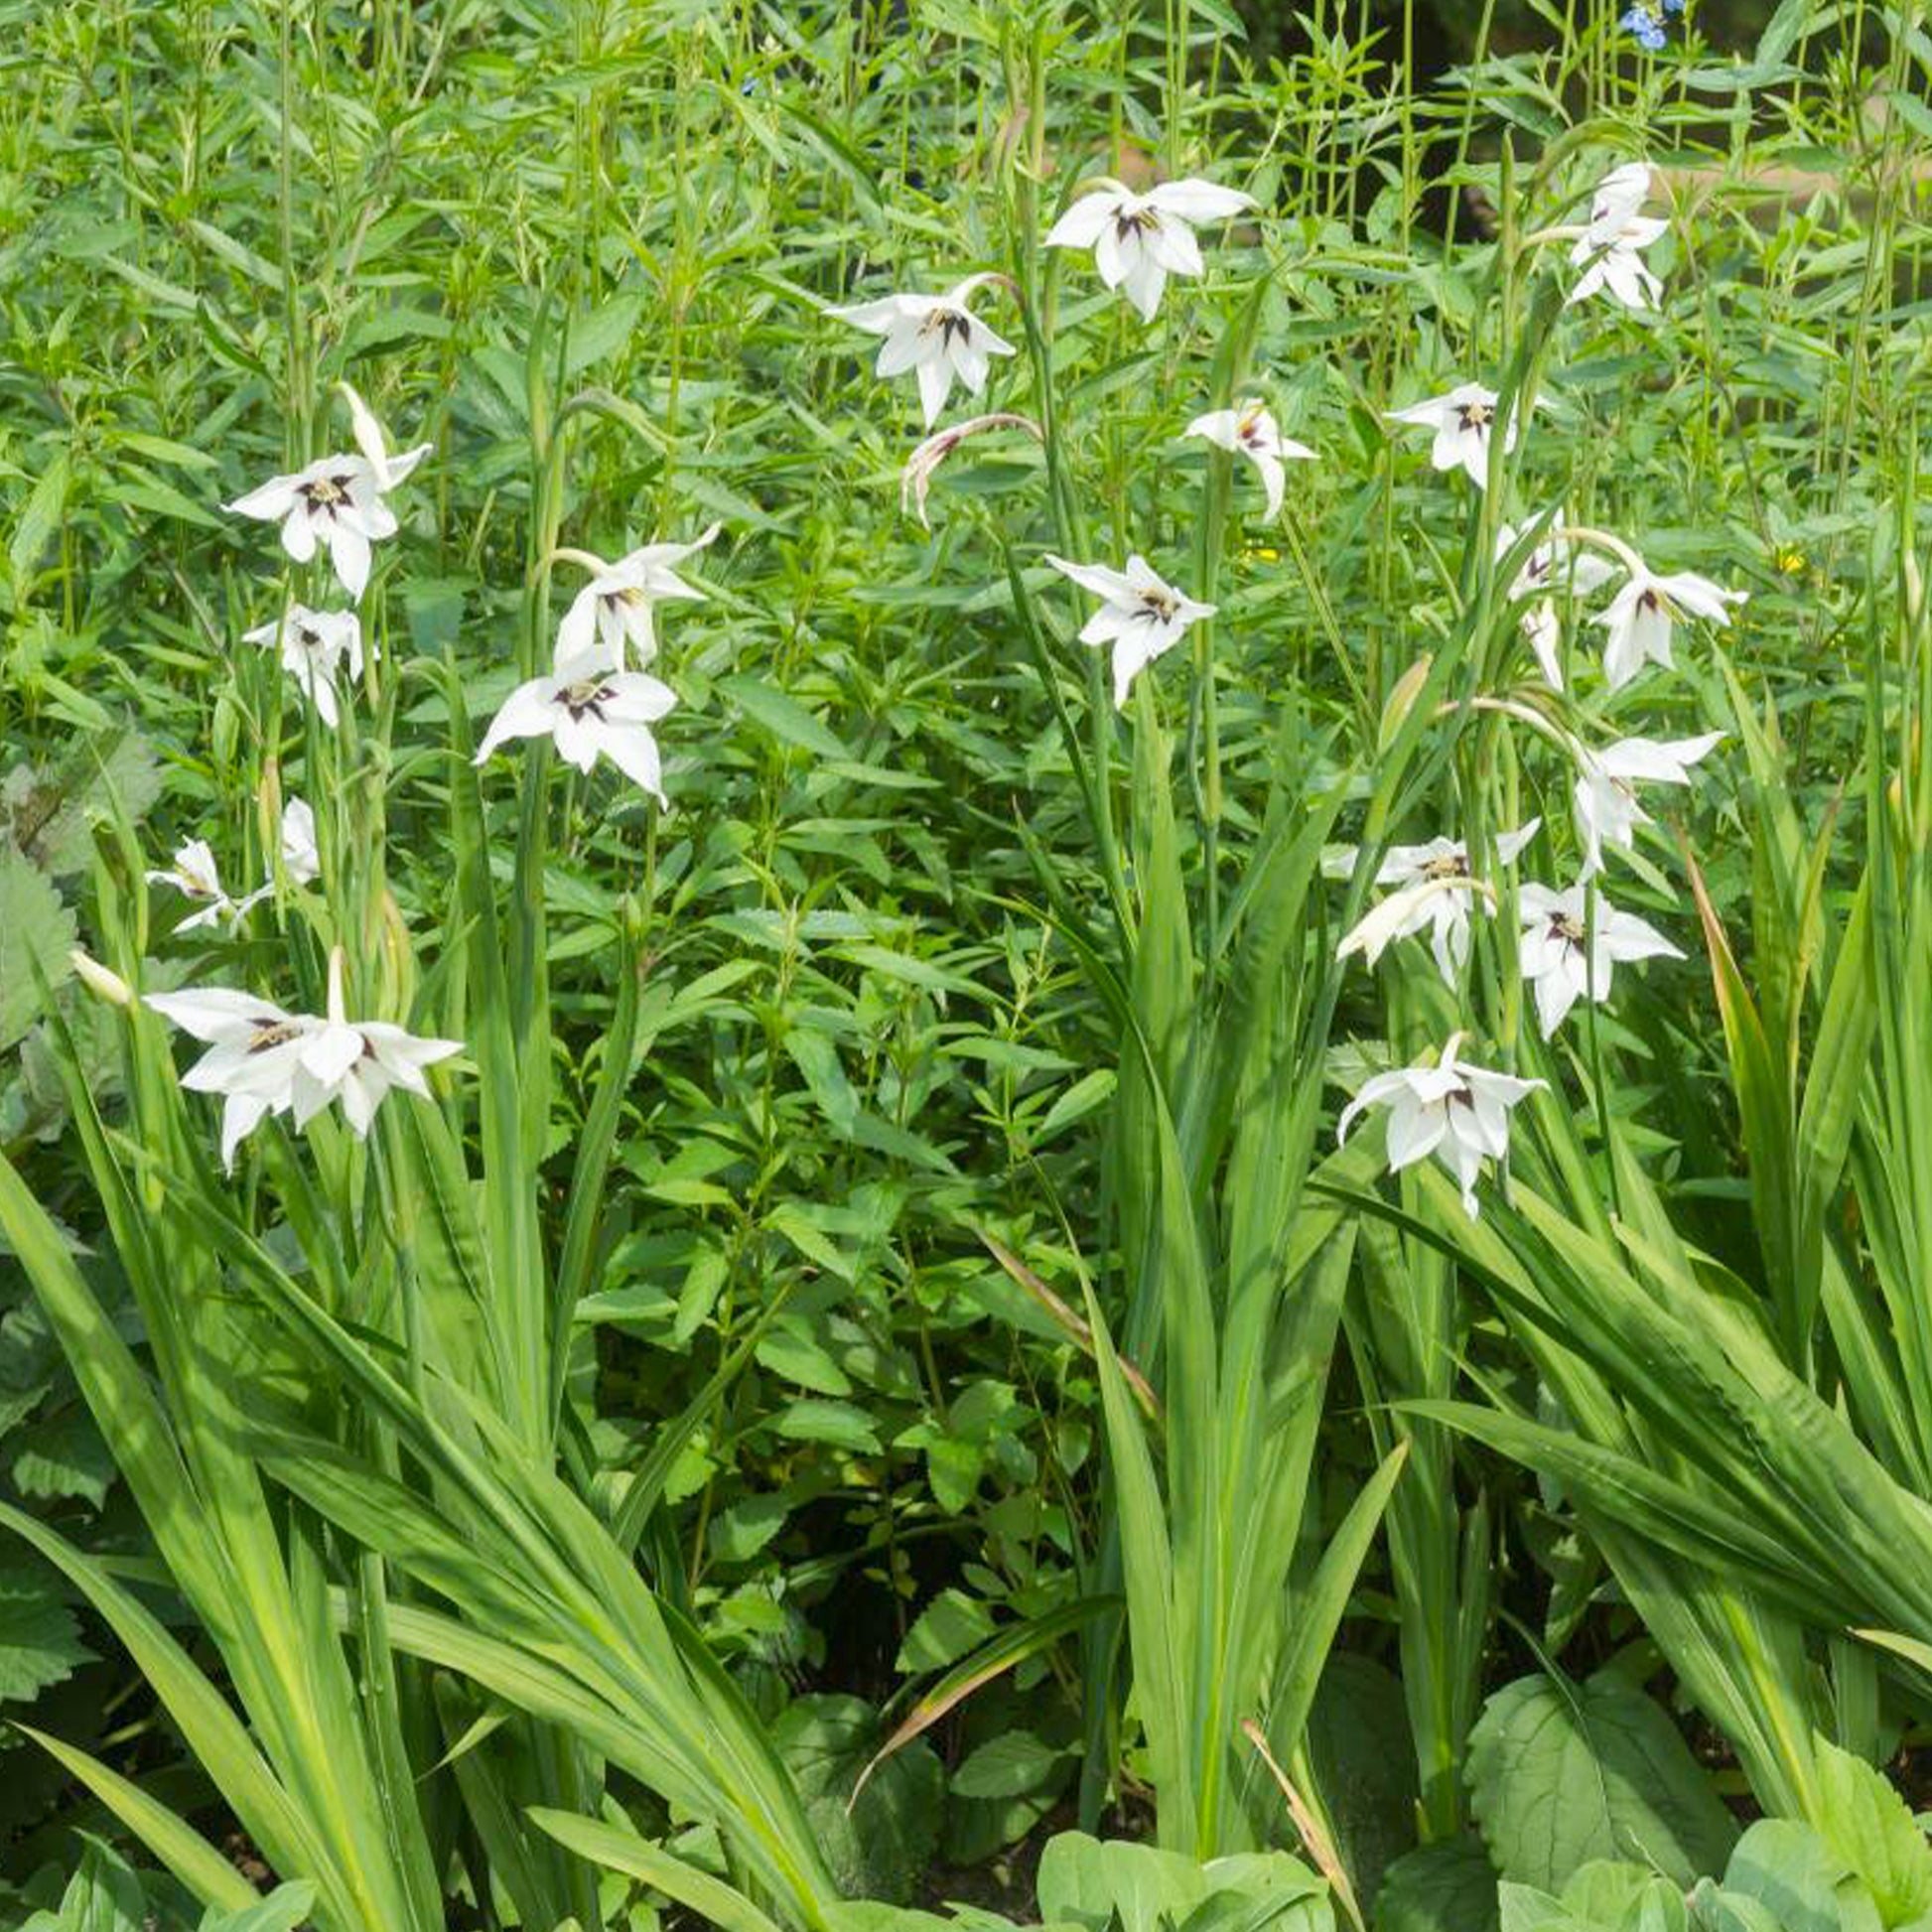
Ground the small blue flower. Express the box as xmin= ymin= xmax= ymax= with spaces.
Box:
xmin=1620 ymin=4 xmax=1667 ymax=48
xmin=1660 ymin=0 xmax=1685 ymax=14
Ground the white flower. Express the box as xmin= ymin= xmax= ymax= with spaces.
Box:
xmin=147 ymin=953 xmax=462 ymax=1165
xmin=1330 ymin=822 xmax=1540 ymax=985
xmin=1518 ymin=882 xmax=1683 ymax=1037
xmin=1496 ymin=520 xmax=1617 ymax=605
xmin=1043 ymin=554 xmax=1215 ymax=708
xmin=279 ymin=798 xmax=320 ymax=886
xmin=288 ymin=950 xmax=464 ymax=1139
xmin=145 ymin=840 xmax=241 ymax=933
xmin=828 ymin=275 xmax=1018 ymax=428
xmin=475 ymin=651 xmax=678 ymax=804
xmin=1589 ymin=564 xmax=1746 ymax=691
xmin=1572 ymin=732 xmax=1724 ymax=876
xmin=1184 ymin=401 xmax=1314 ymax=520
xmin=1568 ymin=163 xmax=1668 ymax=312
xmin=1044 ymin=178 xmax=1256 ymax=322
xmin=243 ymin=606 xmax=364 ymax=728
xmin=1496 ymin=520 xmax=1616 ymax=688
xmin=1386 ymin=382 xmax=1522 ymax=489
xmin=1336 ymin=1037 xmax=1545 ymax=1218
xmin=144 ymin=987 xmax=320 ymax=1170
xmin=554 ymin=526 xmax=720 ymax=672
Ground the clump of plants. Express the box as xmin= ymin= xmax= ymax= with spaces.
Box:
xmin=2 ymin=0 xmax=1930 ymax=1927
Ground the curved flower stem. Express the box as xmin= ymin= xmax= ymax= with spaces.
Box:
xmin=1438 ymin=693 xmax=1587 ymax=764
xmin=1547 ymin=522 xmax=1646 ymax=577
xmin=1517 ymin=221 xmax=1587 ymax=250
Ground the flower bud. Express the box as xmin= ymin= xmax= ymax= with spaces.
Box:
xmin=70 ymin=948 xmax=133 ymax=1009
xmin=1379 ymin=653 xmax=1434 ymax=753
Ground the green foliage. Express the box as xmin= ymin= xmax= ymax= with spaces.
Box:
xmin=1466 ymin=1674 xmax=1739 ymax=1890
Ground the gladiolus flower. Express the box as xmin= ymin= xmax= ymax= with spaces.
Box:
xmin=1044 ymin=179 xmax=1256 ymax=322
xmin=1184 ymin=401 xmax=1314 ymax=520
xmin=1589 ymin=564 xmax=1746 ymax=691
xmin=289 ymin=949 xmax=464 ymax=1139
xmin=243 ymin=607 xmax=364 ymax=728
xmin=828 ymin=275 xmax=1018 ymax=428
xmin=1518 ymin=882 xmax=1682 ymax=1036
xmin=1044 ymin=554 xmax=1215 ymax=708
xmin=554 ymin=527 xmax=720 ymax=672
xmin=1330 ymin=822 xmax=1540 ymax=985
xmin=225 ymin=393 xmax=428 ymax=602
xmin=475 ymin=652 xmax=678 ymax=804
xmin=147 ymin=951 xmax=461 ymax=1166
xmin=146 ymin=840 xmax=243 ymax=933
xmin=1386 ymin=382 xmax=1523 ymax=489
xmin=1336 ymin=1035 xmax=1545 ymax=1219
xmin=1572 ymin=732 xmax=1724 ymax=876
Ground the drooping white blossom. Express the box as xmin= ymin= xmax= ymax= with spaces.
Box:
xmin=1044 ymin=179 xmax=1256 ymax=322
xmin=1044 ymin=554 xmax=1215 ymax=708
xmin=288 ymin=950 xmax=464 ymax=1139
xmin=1331 ymin=822 xmax=1541 ymax=985
xmin=1589 ymin=564 xmax=1746 ymax=691
xmin=1518 ymin=882 xmax=1683 ymax=1036
xmin=1572 ymin=733 xmax=1724 ymax=876
xmin=554 ymin=527 xmax=720 ymax=672
xmin=828 ymin=275 xmax=1018 ymax=428
xmin=145 ymin=840 xmax=243 ymax=933
xmin=1336 ymin=1037 xmax=1545 ymax=1218
xmin=475 ymin=651 xmax=679 ymax=805
xmin=1568 ymin=162 xmax=1668 ymax=311
xmin=148 ymin=952 xmax=462 ymax=1165
xmin=243 ymin=606 xmax=364 ymax=728
xmin=144 ymin=987 xmax=319 ymax=1170
xmin=1184 ymin=400 xmax=1315 ymax=520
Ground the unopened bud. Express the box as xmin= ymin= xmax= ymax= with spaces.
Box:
xmin=1379 ymin=653 xmax=1434 ymax=752
xmin=1905 ymin=549 xmax=1924 ymax=629
xmin=70 ymin=948 xmax=133 ymax=1009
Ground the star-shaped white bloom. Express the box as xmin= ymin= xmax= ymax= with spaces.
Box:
xmin=1336 ymin=1038 xmax=1545 ymax=1219
xmin=1572 ymin=732 xmax=1724 ymax=877
xmin=1332 ymin=821 xmax=1540 ymax=985
xmin=1184 ymin=400 xmax=1315 ymax=520
xmin=475 ymin=651 xmax=678 ymax=804
xmin=1568 ymin=162 xmax=1668 ymax=312
xmin=145 ymin=840 xmax=242 ymax=933
xmin=555 ymin=525 xmax=721 ymax=671
xmin=1589 ymin=564 xmax=1746 ymax=691
xmin=828 ymin=275 xmax=1018 ymax=428
xmin=1386 ymin=382 xmax=1522 ymax=489
xmin=243 ymin=606 xmax=364 ymax=728
xmin=148 ymin=954 xmax=462 ymax=1165
xmin=1043 ymin=554 xmax=1215 ymax=708
xmin=145 ymin=987 xmax=320 ymax=1170
xmin=1518 ymin=882 xmax=1683 ymax=1036
xmin=225 ymin=418 xmax=428 ymax=604
xmin=287 ymin=950 xmax=465 ymax=1139
xmin=1044 ymin=178 xmax=1256 ymax=322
